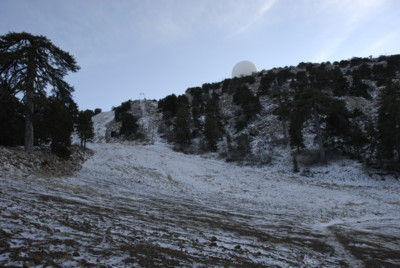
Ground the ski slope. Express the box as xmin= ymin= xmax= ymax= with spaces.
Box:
xmin=1 ymin=111 xmax=400 ymax=267
xmin=1 ymin=140 xmax=400 ymax=267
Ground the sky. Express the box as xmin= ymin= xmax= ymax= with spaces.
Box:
xmin=1 ymin=0 xmax=400 ymax=111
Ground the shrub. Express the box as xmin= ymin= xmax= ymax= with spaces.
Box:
xmin=120 ymin=113 xmax=139 ymax=140
xmin=51 ymin=142 xmax=71 ymax=159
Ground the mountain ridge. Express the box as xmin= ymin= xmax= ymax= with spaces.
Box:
xmin=97 ymin=54 xmax=400 ymax=172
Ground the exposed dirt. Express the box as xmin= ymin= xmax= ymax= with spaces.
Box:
xmin=0 ymin=145 xmax=93 ymax=178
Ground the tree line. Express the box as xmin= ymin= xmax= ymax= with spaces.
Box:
xmin=157 ymin=55 xmax=400 ymax=171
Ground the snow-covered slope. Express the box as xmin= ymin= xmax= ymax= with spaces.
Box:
xmin=1 ymin=141 xmax=399 ymax=267
xmin=92 ymin=111 xmax=114 ymax=143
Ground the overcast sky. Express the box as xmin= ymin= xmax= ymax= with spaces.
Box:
xmin=1 ymin=0 xmax=399 ymax=111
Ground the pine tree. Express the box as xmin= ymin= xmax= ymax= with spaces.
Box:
xmin=234 ymin=133 xmax=251 ymax=160
xmin=270 ymin=79 xmax=291 ymax=144
xmin=0 ymin=32 xmax=79 ymax=152
xmin=233 ymin=85 xmax=261 ymax=121
xmin=190 ymin=91 xmax=204 ymax=136
xmin=258 ymin=71 xmax=275 ymax=95
xmin=174 ymin=95 xmax=191 ymax=145
xmin=204 ymin=94 xmax=222 ymax=151
xmin=76 ymin=110 xmax=94 ymax=149
xmin=350 ymin=73 xmax=371 ymax=99
xmin=120 ymin=113 xmax=139 ymax=140
xmin=377 ymin=81 xmax=400 ymax=162
xmin=0 ymin=93 xmax=24 ymax=146
xmin=290 ymin=86 xmax=329 ymax=162
xmin=332 ymin=68 xmax=349 ymax=96
xmin=114 ymin=100 xmax=131 ymax=121
xmin=289 ymin=109 xmax=304 ymax=152
xmin=158 ymin=94 xmax=178 ymax=121
xmin=44 ymin=98 xmax=75 ymax=158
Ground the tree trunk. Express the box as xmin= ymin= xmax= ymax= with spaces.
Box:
xmin=313 ymin=102 xmax=326 ymax=163
xmin=282 ymin=120 xmax=288 ymax=145
xmin=276 ymin=93 xmax=288 ymax=145
xmin=24 ymin=51 xmax=35 ymax=153
xmin=24 ymin=89 xmax=34 ymax=153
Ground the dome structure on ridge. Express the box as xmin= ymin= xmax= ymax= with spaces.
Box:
xmin=232 ymin=61 xmax=258 ymax=78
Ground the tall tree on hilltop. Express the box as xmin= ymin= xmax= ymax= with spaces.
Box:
xmin=204 ymin=93 xmax=223 ymax=151
xmin=233 ymin=85 xmax=261 ymax=130
xmin=158 ymin=94 xmax=178 ymax=121
xmin=190 ymin=91 xmax=204 ymax=137
xmin=290 ymin=86 xmax=329 ymax=163
xmin=377 ymin=81 xmax=400 ymax=163
xmin=270 ymin=78 xmax=291 ymax=144
xmin=0 ymin=32 xmax=79 ymax=152
xmin=290 ymin=85 xmax=352 ymax=163
xmin=174 ymin=95 xmax=192 ymax=145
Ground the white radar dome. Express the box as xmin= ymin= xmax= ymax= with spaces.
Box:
xmin=232 ymin=60 xmax=258 ymax=78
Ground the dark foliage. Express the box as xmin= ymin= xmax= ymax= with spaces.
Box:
xmin=43 ymin=98 xmax=75 ymax=158
xmin=158 ymin=94 xmax=178 ymax=121
xmin=233 ymin=86 xmax=261 ymax=122
xmin=258 ymin=71 xmax=275 ymax=95
xmin=0 ymin=32 xmax=79 ymax=152
xmin=114 ymin=100 xmax=131 ymax=122
xmin=174 ymin=95 xmax=192 ymax=145
xmin=120 ymin=113 xmax=139 ymax=140
xmin=377 ymin=81 xmax=400 ymax=164
xmin=158 ymin=54 xmax=400 ymax=169
xmin=76 ymin=110 xmax=94 ymax=149
xmin=0 ymin=95 xmax=24 ymax=146
xmin=350 ymin=74 xmax=371 ymax=99
xmin=204 ymin=94 xmax=223 ymax=151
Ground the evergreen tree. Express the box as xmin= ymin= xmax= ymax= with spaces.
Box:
xmin=258 ymin=71 xmax=275 ymax=95
xmin=377 ymin=81 xmax=400 ymax=162
xmin=290 ymin=86 xmax=329 ymax=162
xmin=332 ymin=67 xmax=349 ymax=96
xmin=204 ymin=93 xmax=222 ymax=151
xmin=350 ymin=73 xmax=371 ymax=99
xmin=114 ymin=100 xmax=131 ymax=121
xmin=190 ymin=90 xmax=204 ymax=136
xmin=291 ymin=85 xmax=354 ymax=163
xmin=0 ymin=32 xmax=79 ymax=152
xmin=270 ymin=79 xmax=291 ymax=144
xmin=323 ymin=99 xmax=354 ymax=152
xmin=43 ymin=98 xmax=75 ymax=158
xmin=120 ymin=113 xmax=139 ymax=140
xmin=233 ymin=85 xmax=261 ymax=130
xmin=289 ymin=107 xmax=305 ymax=152
xmin=174 ymin=95 xmax=192 ymax=145
xmin=234 ymin=133 xmax=251 ymax=160
xmin=76 ymin=110 xmax=94 ymax=149
xmin=158 ymin=94 xmax=178 ymax=121
xmin=0 ymin=94 xmax=24 ymax=146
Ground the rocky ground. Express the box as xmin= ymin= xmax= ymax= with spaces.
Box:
xmin=0 ymin=145 xmax=92 ymax=178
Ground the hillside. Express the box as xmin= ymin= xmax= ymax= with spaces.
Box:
xmin=107 ymin=54 xmax=400 ymax=172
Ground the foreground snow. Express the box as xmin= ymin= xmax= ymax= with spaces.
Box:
xmin=1 ymin=142 xmax=400 ymax=267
